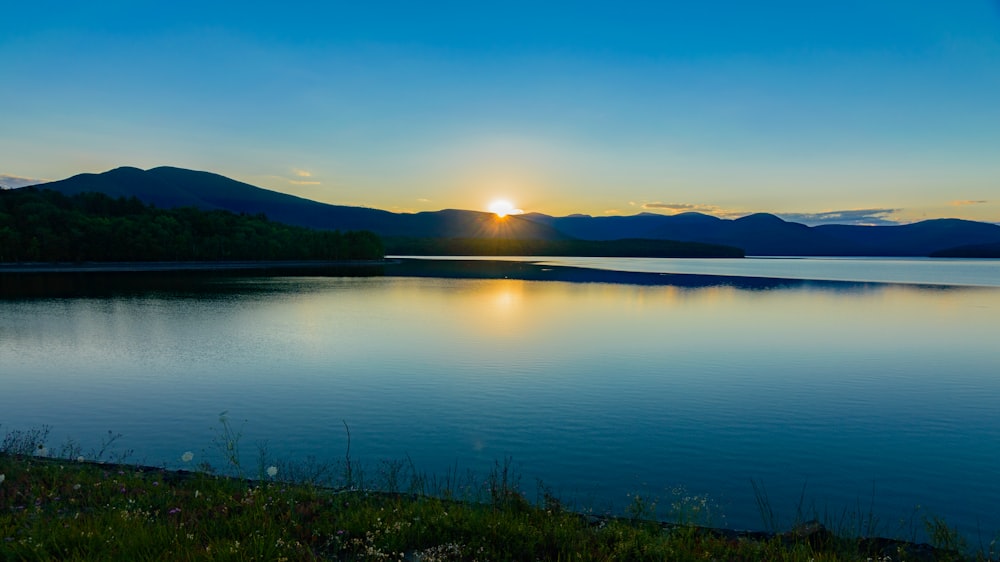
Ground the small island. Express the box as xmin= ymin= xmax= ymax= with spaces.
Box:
xmin=382 ymin=236 xmax=743 ymax=258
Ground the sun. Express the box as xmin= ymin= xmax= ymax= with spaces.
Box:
xmin=488 ymin=199 xmax=522 ymax=218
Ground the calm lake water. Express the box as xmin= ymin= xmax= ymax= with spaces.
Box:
xmin=2 ymin=257 xmax=999 ymax=540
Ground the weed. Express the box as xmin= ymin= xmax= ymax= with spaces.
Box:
xmin=0 ymin=424 xmax=51 ymax=456
xmin=752 ymin=477 xmax=779 ymax=532
xmin=926 ymin=514 xmax=968 ymax=560
xmin=212 ymin=410 xmax=245 ymax=478
xmin=341 ymin=419 xmax=353 ymax=489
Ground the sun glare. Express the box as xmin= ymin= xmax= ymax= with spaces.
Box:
xmin=488 ymin=199 xmax=522 ymax=218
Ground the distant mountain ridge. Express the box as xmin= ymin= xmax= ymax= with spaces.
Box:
xmin=31 ymin=166 xmax=1000 ymax=256
xmin=524 ymin=211 xmax=1000 ymax=256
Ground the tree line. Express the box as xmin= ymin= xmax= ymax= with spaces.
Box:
xmin=0 ymin=188 xmax=384 ymax=262
xmin=383 ymin=236 xmax=743 ymax=258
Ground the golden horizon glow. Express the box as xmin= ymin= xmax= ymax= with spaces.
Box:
xmin=487 ymin=199 xmax=523 ymax=218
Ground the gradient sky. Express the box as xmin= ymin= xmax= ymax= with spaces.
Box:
xmin=2 ymin=1 xmax=999 ymax=224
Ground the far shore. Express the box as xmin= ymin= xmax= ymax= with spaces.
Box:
xmin=0 ymin=259 xmax=391 ymax=273
xmin=0 ymin=257 xmax=882 ymax=291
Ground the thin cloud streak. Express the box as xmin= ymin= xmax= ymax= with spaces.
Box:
xmin=641 ymin=202 xmax=905 ymax=225
xmin=776 ymin=208 xmax=901 ymax=226
xmin=642 ymin=202 xmax=743 ymax=218
xmin=0 ymin=174 xmax=47 ymax=189
xmin=643 ymin=203 xmax=699 ymax=210
xmin=951 ymin=200 xmax=988 ymax=206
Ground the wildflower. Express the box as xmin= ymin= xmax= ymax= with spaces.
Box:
xmin=73 ymin=484 xmax=81 ymax=491
xmin=266 ymin=466 xmax=278 ymax=478
xmin=35 ymin=445 xmax=49 ymax=457
xmin=181 ymin=451 xmax=194 ymax=463
xmin=0 ymin=474 xmax=4 ymax=485
xmin=169 ymin=507 xmax=181 ymax=515
xmin=76 ymin=456 xmax=85 ymax=463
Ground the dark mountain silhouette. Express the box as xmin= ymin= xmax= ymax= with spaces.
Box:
xmin=930 ymin=241 xmax=1000 ymax=258
xmin=37 ymin=166 xmax=567 ymax=240
xmin=520 ymin=211 xmax=715 ymax=240
xmin=31 ymin=166 xmax=1000 ymax=256
xmin=524 ymin=211 xmax=1000 ymax=256
xmin=813 ymin=219 xmax=1000 ymax=256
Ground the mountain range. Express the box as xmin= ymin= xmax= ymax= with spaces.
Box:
xmin=28 ymin=166 xmax=1000 ymax=257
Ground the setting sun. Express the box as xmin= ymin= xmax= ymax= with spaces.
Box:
xmin=488 ymin=199 xmax=523 ymax=218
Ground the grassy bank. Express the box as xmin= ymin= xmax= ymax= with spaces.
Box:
xmin=0 ymin=426 xmax=991 ymax=561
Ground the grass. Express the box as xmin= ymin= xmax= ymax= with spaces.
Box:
xmin=1 ymin=424 xmax=996 ymax=561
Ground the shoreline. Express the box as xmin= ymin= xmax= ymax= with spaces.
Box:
xmin=2 ymin=452 xmax=962 ymax=561
xmin=380 ymin=257 xmax=886 ymax=290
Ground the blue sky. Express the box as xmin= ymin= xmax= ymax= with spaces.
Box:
xmin=2 ymin=1 xmax=999 ymax=224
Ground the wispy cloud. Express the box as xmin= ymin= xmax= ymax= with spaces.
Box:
xmin=776 ymin=208 xmax=902 ymax=226
xmin=643 ymin=202 xmax=698 ymax=211
xmin=283 ymin=168 xmax=320 ymax=185
xmin=0 ymin=174 xmax=47 ymax=189
xmin=417 ymin=198 xmax=431 ymax=203
xmin=950 ymin=200 xmax=988 ymax=206
xmin=641 ymin=202 xmax=743 ymax=218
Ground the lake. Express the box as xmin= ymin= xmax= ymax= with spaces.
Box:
xmin=2 ymin=257 xmax=999 ymax=541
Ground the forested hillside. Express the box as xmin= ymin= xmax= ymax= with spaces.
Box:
xmin=0 ymin=188 xmax=383 ymax=262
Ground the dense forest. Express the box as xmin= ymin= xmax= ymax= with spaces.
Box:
xmin=0 ymin=188 xmax=384 ymax=262
xmin=384 ymin=236 xmax=744 ymax=258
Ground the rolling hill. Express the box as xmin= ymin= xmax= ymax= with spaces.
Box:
xmin=29 ymin=166 xmax=1000 ymax=256
xmin=38 ymin=166 xmax=568 ymax=241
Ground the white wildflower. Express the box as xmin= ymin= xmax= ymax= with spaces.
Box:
xmin=77 ymin=456 xmax=85 ymax=463
xmin=181 ymin=451 xmax=194 ymax=463
xmin=0 ymin=474 xmax=5 ymax=485
xmin=266 ymin=466 xmax=278 ymax=478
